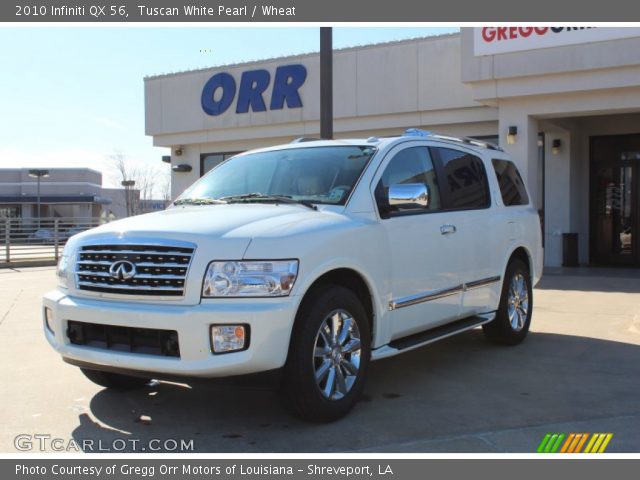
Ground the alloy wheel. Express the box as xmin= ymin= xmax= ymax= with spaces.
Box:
xmin=507 ymin=273 xmax=529 ymax=331
xmin=313 ymin=309 xmax=362 ymax=400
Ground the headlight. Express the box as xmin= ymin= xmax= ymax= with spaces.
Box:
xmin=202 ymin=260 xmax=298 ymax=297
xmin=56 ymin=254 xmax=70 ymax=289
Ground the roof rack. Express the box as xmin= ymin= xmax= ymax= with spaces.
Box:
xmin=402 ymin=128 xmax=503 ymax=152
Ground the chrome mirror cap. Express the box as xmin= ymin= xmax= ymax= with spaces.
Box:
xmin=388 ymin=183 xmax=430 ymax=209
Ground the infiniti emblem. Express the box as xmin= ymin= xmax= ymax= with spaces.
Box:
xmin=109 ymin=260 xmax=137 ymax=280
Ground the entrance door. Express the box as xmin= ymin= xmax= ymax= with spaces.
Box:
xmin=590 ymin=134 xmax=640 ymax=265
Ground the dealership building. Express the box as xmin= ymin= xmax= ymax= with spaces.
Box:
xmin=144 ymin=27 xmax=640 ymax=268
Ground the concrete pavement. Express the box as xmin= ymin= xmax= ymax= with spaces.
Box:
xmin=1 ymin=266 xmax=639 ymax=453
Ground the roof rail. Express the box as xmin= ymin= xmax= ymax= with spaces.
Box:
xmin=403 ymin=128 xmax=433 ymax=138
xmin=402 ymin=128 xmax=503 ymax=152
xmin=464 ymin=137 xmax=503 ymax=152
xmin=290 ymin=137 xmax=321 ymax=144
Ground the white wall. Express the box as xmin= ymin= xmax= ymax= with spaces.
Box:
xmin=146 ymin=34 xmax=485 ymax=139
xmin=144 ymin=33 xmax=504 ymax=197
xmin=541 ymin=125 xmax=572 ymax=267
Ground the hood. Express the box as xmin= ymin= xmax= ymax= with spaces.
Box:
xmin=77 ymin=203 xmax=350 ymax=243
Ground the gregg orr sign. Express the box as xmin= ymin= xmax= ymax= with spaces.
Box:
xmin=201 ymin=64 xmax=307 ymax=116
xmin=474 ymin=27 xmax=640 ymax=56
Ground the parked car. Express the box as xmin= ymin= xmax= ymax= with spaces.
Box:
xmin=43 ymin=129 xmax=542 ymax=421
xmin=28 ymin=228 xmax=54 ymax=243
xmin=62 ymin=226 xmax=88 ymax=240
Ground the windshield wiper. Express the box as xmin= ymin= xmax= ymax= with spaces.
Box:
xmin=220 ymin=193 xmax=317 ymax=211
xmin=173 ymin=197 xmax=226 ymax=206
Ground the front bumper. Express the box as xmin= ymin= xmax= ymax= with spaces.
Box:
xmin=43 ymin=289 xmax=299 ymax=378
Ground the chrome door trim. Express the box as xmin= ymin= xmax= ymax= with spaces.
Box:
xmin=388 ymin=276 xmax=501 ymax=311
xmin=464 ymin=276 xmax=501 ymax=291
xmin=388 ymin=284 xmax=463 ymax=311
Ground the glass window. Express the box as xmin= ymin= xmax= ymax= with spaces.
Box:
xmin=492 ymin=159 xmax=529 ymax=206
xmin=433 ymin=147 xmax=490 ymax=209
xmin=180 ymin=146 xmax=376 ymax=206
xmin=0 ymin=206 xmax=20 ymax=218
xmin=201 ymin=152 xmax=241 ymax=176
xmin=375 ymin=146 xmax=441 ymax=216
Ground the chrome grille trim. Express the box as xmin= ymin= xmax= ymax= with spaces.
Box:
xmin=76 ymin=271 xmax=186 ymax=280
xmin=75 ymin=241 xmax=195 ymax=297
xmin=75 ymin=281 xmax=184 ymax=292
xmin=75 ymin=260 xmax=189 ymax=268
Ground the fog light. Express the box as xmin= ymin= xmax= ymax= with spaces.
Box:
xmin=211 ymin=325 xmax=248 ymax=354
xmin=44 ymin=307 xmax=54 ymax=333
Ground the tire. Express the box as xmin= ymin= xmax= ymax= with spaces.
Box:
xmin=281 ymin=285 xmax=371 ymax=422
xmin=482 ymin=258 xmax=532 ymax=345
xmin=80 ymin=368 xmax=151 ymax=390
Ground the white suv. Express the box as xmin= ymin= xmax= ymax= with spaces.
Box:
xmin=43 ymin=129 xmax=542 ymax=421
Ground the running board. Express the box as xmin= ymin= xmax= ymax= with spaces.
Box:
xmin=371 ymin=313 xmax=495 ymax=361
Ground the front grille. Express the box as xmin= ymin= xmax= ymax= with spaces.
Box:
xmin=67 ymin=320 xmax=180 ymax=357
xmin=75 ymin=243 xmax=194 ymax=297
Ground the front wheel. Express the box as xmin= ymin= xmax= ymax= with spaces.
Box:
xmin=483 ymin=258 xmax=532 ymax=345
xmin=281 ymin=285 xmax=371 ymax=422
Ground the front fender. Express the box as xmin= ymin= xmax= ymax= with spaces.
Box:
xmin=244 ymin=221 xmax=391 ymax=347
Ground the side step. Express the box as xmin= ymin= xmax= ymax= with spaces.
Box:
xmin=371 ymin=313 xmax=495 ymax=361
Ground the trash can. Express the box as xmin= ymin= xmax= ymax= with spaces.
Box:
xmin=562 ymin=233 xmax=579 ymax=267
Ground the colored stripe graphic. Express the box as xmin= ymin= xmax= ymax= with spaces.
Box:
xmin=537 ymin=433 xmax=565 ymax=453
xmin=598 ymin=434 xmax=613 ymax=453
xmin=550 ymin=433 xmax=565 ymax=453
xmin=538 ymin=433 xmax=613 ymax=453
xmin=584 ymin=433 xmax=614 ymax=453
xmin=584 ymin=434 xmax=598 ymax=453
xmin=560 ymin=433 xmax=575 ymax=453
xmin=575 ymin=433 xmax=589 ymax=453
xmin=537 ymin=434 xmax=552 ymax=453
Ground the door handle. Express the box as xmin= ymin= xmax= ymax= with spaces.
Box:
xmin=440 ymin=224 xmax=457 ymax=235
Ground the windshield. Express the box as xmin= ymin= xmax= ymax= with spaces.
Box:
xmin=176 ymin=145 xmax=376 ymax=206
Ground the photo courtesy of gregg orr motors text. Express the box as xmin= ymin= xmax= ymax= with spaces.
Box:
xmin=15 ymin=463 xmax=389 ymax=477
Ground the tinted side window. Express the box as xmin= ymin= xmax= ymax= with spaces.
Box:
xmin=492 ymin=159 xmax=529 ymax=206
xmin=433 ymin=147 xmax=490 ymax=209
xmin=375 ymin=147 xmax=442 ymax=217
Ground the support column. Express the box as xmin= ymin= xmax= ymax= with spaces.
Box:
xmin=499 ymin=107 xmax=540 ymax=209
xmin=543 ymin=129 xmax=572 ymax=266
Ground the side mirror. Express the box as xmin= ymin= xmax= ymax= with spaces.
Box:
xmin=388 ymin=183 xmax=430 ymax=210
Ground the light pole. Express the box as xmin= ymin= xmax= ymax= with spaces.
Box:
xmin=320 ymin=27 xmax=333 ymax=140
xmin=28 ymin=169 xmax=49 ymax=229
xmin=121 ymin=180 xmax=136 ymax=217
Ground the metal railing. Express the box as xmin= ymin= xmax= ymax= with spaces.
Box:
xmin=1 ymin=217 xmax=104 ymax=267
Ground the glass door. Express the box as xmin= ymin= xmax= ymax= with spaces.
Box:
xmin=590 ymin=135 xmax=640 ymax=265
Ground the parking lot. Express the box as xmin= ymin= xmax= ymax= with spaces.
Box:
xmin=1 ymin=266 xmax=639 ymax=453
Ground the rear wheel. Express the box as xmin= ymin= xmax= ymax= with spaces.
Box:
xmin=80 ymin=368 xmax=151 ymax=390
xmin=281 ymin=285 xmax=371 ymax=422
xmin=482 ymin=258 xmax=532 ymax=345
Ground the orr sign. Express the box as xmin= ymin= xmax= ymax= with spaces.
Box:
xmin=201 ymin=64 xmax=307 ymax=116
xmin=474 ymin=27 xmax=640 ymax=56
